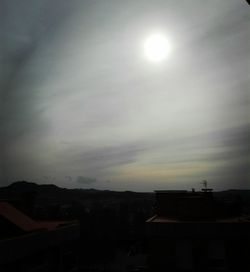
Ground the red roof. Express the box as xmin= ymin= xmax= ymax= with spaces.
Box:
xmin=0 ymin=202 xmax=41 ymax=232
xmin=0 ymin=202 xmax=78 ymax=233
xmin=37 ymin=221 xmax=72 ymax=231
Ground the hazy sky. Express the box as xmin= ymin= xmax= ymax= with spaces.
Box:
xmin=1 ymin=0 xmax=249 ymax=191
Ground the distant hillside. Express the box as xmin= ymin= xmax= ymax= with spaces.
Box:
xmin=0 ymin=181 xmax=154 ymax=205
xmin=1 ymin=181 xmax=250 ymax=208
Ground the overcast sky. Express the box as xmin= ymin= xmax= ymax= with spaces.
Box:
xmin=1 ymin=0 xmax=249 ymax=191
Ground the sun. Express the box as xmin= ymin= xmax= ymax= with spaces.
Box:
xmin=143 ymin=33 xmax=171 ymax=63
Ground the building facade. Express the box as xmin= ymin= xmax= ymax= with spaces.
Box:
xmin=147 ymin=190 xmax=250 ymax=272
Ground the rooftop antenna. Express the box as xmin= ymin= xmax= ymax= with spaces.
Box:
xmin=201 ymin=180 xmax=213 ymax=193
xmin=201 ymin=180 xmax=207 ymax=190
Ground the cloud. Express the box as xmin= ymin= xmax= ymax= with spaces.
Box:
xmin=74 ymin=143 xmax=146 ymax=174
xmin=1 ymin=0 xmax=249 ymax=190
xmin=0 ymin=0 xmax=75 ymax=184
xmin=76 ymin=176 xmax=97 ymax=185
xmin=65 ymin=175 xmax=72 ymax=181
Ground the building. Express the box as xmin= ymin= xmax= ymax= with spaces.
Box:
xmin=147 ymin=190 xmax=250 ymax=272
xmin=0 ymin=201 xmax=80 ymax=272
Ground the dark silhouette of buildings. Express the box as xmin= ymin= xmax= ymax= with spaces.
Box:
xmin=0 ymin=201 xmax=80 ymax=272
xmin=1 ymin=181 xmax=250 ymax=271
xmin=147 ymin=190 xmax=250 ymax=272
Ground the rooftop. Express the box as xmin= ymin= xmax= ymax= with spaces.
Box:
xmin=147 ymin=215 xmax=250 ymax=224
xmin=0 ymin=201 xmax=78 ymax=234
xmin=0 ymin=202 xmax=42 ymax=232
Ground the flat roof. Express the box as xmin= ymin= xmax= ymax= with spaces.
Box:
xmin=154 ymin=190 xmax=188 ymax=193
xmin=37 ymin=220 xmax=78 ymax=231
xmin=147 ymin=215 xmax=250 ymax=223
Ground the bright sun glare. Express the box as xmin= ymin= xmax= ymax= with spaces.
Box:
xmin=144 ymin=33 xmax=171 ymax=63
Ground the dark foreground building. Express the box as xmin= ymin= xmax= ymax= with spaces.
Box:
xmin=0 ymin=201 xmax=80 ymax=272
xmin=147 ymin=190 xmax=250 ymax=272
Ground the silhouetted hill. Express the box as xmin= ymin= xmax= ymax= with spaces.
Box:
xmin=8 ymin=181 xmax=59 ymax=191
xmin=0 ymin=181 xmax=154 ymax=206
xmin=1 ymin=182 xmax=250 ymax=214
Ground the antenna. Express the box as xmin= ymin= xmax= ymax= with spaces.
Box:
xmin=201 ymin=180 xmax=207 ymax=190
xmin=201 ymin=180 xmax=213 ymax=193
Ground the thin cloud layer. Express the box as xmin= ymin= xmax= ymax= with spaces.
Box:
xmin=1 ymin=0 xmax=249 ymax=190
xmin=76 ymin=176 xmax=97 ymax=185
